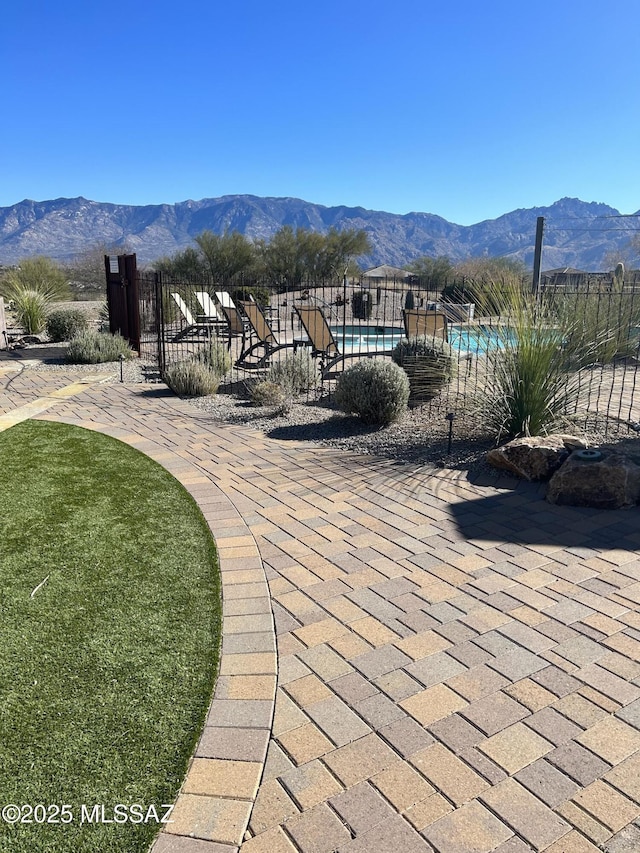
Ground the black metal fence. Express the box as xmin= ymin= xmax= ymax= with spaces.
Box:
xmin=135 ymin=270 xmax=640 ymax=438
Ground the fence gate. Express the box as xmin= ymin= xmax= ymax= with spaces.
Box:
xmin=104 ymin=254 xmax=141 ymax=352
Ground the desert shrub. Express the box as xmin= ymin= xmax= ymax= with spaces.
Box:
xmin=334 ymin=360 xmax=409 ymax=425
xmin=46 ymin=308 xmax=90 ymax=342
xmin=441 ymin=279 xmax=524 ymax=316
xmin=1 ymin=256 xmax=71 ymax=302
xmin=250 ymin=380 xmax=287 ymax=407
xmin=2 ymin=257 xmax=72 ymax=334
xmin=193 ymin=338 xmax=232 ymax=376
xmin=66 ymin=331 xmax=133 ymax=364
xmin=9 ymin=289 xmax=50 ymax=334
xmin=551 ymin=287 xmax=640 ymax=365
xmin=164 ymin=360 xmax=220 ymax=396
xmin=351 ymin=289 xmax=373 ymax=320
xmin=392 ymin=335 xmax=456 ymax=402
xmin=97 ymin=301 xmax=110 ymax=332
xmin=267 ymin=350 xmax=319 ymax=394
xmin=479 ymin=289 xmax=599 ymax=440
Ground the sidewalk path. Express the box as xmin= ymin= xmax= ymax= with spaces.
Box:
xmin=3 ymin=365 xmax=640 ymax=853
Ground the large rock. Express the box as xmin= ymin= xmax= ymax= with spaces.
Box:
xmin=486 ymin=435 xmax=587 ymax=481
xmin=547 ymin=451 xmax=640 ymax=509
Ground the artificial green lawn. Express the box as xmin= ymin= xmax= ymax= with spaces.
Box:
xmin=0 ymin=421 xmax=222 ymax=852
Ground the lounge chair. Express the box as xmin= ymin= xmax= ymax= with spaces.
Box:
xmin=214 ymin=291 xmax=251 ymax=340
xmin=195 ymin=291 xmax=225 ymax=324
xmin=235 ymin=300 xmax=295 ymax=369
xmin=171 ymin=293 xmax=224 ymax=341
xmin=247 ymin=293 xmax=280 ymax=332
xmin=295 ymin=305 xmax=389 ymax=378
xmin=195 ymin=292 xmax=236 ymax=346
xmin=403 ymin=308 xmax=473 ymax=372
xmin=403 ymin=309 xmax=448 ymax=341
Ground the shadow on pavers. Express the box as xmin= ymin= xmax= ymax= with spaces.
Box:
xmin=449 ymin=485 xmax=640 ymax=550
xmin=0 ymin=346 xmax=68 ymax=362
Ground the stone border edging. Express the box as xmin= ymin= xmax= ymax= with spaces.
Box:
xmin=35 ymin=413 xmax=276 ymax=852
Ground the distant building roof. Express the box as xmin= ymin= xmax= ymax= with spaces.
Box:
xmin=362 ymin=264 xmax=412 ymax=279
xmin=542 ymin=267 xmax=587 ymax=275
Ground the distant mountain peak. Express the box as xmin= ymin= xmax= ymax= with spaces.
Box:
xmin=0 ymin=194 xmax=635 ymax=270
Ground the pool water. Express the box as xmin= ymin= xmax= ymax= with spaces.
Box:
xmin=449 ymin=326 xmax=517 ymax=354
xmin=330 ymin=325 xmax=405 ymax=352
xmin=329 ymin=324 xmax=515 ymax=355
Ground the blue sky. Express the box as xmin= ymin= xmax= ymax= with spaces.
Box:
xmin=3 ymin=0 xmax=639 ymax=225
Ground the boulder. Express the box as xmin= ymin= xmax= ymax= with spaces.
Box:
xmin=486 ymin=435 xmax=587 ymax=481
xmin=547 ymin=451 xmax=640 ymax=509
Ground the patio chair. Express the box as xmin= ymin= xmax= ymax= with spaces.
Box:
xmin=195 ymin=291 xmax=225 ymax=324
xmin=403 ymin=309 xmax=448 ymax=341
xmin=403 ymin=308 xmax=473 ymax=372
xmin=295 ymin=305 xmax=389 ymax=379
xmin=247 ymin=293 xmax=280 ymax=332
xmin=171 ymin=293 xmax=225 ymax=341
xmin=235 ymin=300 xmax=296 ymax=369
xmin=195 ymin=292 xmax=235 ymax=346
xmin=214 ymin=291 xmax=251 ymax=339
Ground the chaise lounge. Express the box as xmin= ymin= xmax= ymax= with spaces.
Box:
xmin=295 ymin=305 xmax=390 ymax=379
xmin=235 ymin=300 xmax=296 ymax=369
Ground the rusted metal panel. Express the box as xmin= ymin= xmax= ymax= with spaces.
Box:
xmin=0 ymin=297 xmax=7 ymax=350
xmin=104 ymin=253 xmax=141 ymax=352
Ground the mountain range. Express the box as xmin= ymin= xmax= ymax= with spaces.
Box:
xmin=0 ymin=195 xmax=637 ymax=271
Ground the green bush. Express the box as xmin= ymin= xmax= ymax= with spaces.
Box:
xmin=250 ymin=380 xmax=287 ymax=407
xmin=1 ymin=256 xmax=71 ymax=303
xmin=193 ymin=338 xmax=232 ymax=376
xmin=480 ymin=289 xmax=599 ymax=440
xmin=9 ymin=289 xmax=50 ymax=334
xmin=46 ymin=308 xmax=90 ymax=342
xmin=267 ymin=350 xmax=319 ymax=394
xmin=66 ymin=331 xmax=133 ymax=364
xmin=229 ymin=285 xmax=271 ymax=309
xmin=164 ymin=360 xmax=221 ymax=396
xmin=392 ymin=335 xmax=456 ymax=402
xmin=351 ymin=289 xmax=373 ymax=320
xmin=334 ymin=360 xmax=409 ymax=425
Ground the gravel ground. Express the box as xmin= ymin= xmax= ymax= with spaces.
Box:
xmin=4 ymin=340 xmax=638 ymax=477
xmin=190 ymin=387 xmax=498 ymax=471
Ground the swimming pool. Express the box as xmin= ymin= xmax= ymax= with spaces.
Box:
xmin=329 ymin=324 xmax=515 ymax=355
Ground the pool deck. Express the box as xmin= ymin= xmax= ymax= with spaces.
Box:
xmin=2 ymin=361 xmax=640 ymax=852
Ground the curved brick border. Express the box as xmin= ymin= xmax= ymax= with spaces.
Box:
xmin=7 ymin=368 xmax=640 ymax=853
xmin=35 ymin=413 xmax=277 ymax=852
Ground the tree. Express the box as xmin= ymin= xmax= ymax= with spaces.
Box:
xmin=153 ymin=247 xmax=207 ymax=279
xmin=259 ymin=226 xmax=372 ymax=286
xmin=194 ymin=230 xmax=257 ymax=284
xmin=258 ymin=226 xmax=307 ymax=286
xmin=320 ymin=227 xmax=372 ymax=279
xmin=405 ymin=255 xmax=454 ymax=289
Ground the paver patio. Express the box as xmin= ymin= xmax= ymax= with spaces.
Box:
xmin=2 ymin=359 xmax=640 ymax=853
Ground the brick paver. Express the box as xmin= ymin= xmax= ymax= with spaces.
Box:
xmin=4 ymin=363 xmax=640 ymax=853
